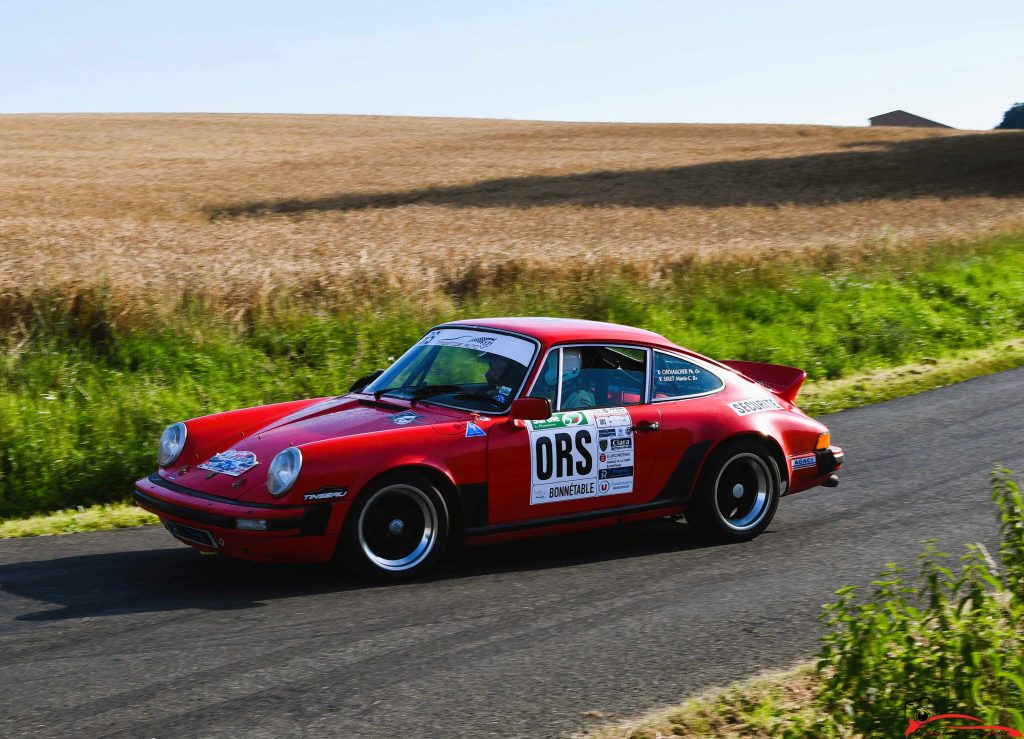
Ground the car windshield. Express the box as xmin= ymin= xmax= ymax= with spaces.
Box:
xmin=364 ymin=328 xmax=536 ymax=413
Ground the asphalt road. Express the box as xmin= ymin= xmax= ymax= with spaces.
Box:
xmin=2 ymin=367 xmax=1023 ymax=738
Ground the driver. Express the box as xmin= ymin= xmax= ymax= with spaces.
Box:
xmin=560 ymin=348 xmax=595 ymax=409
xmin=481 ymin=353 xmax=522 ymax=402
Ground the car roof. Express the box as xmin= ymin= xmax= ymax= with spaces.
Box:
xmin=443 ymin=317 xmax=675 ymax=347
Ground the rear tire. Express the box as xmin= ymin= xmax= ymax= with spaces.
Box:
xmin=339 ymin=472 xmax=450 ymax=580
xmin=685 ymin=439 xmax=781 ymax=543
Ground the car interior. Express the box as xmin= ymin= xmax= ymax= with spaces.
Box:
xmin=565 ymin=346 xmax=646 ymax=409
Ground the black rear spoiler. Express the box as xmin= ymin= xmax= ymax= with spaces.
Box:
xmin=720 ymin=360 xmax=807 ymax=403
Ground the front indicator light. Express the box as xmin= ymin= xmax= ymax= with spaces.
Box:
xmin=236 ymin=519 xmax=268 ymax=531
xmin=815 ymin=432 xmax=831 ymax=450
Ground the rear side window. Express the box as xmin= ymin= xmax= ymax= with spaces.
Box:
xmin=653 ymin=351 xmax=723 ymax=399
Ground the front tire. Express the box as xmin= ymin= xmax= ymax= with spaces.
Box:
xmin=686 ymin=439 xmax=781 ymax=543
xmin=339 ymin=472 xmax=450 ymax=580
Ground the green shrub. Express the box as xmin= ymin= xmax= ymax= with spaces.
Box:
xmin=815 ymin=469 xmax=1024 ymax=736
xmin=566 ymin=470 xmax=1024 ymax=739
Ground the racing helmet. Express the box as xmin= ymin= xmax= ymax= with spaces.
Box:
xmin=481 ymin=352 xmax=514 ymax=386
xmin=544 ymin=348 xmax=583 ymax=385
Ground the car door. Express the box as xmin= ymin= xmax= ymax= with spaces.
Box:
xmin=486 ymin=344 xmax=664 ymax=525
xmin=640 ymin=349 xmax=727 ymax=501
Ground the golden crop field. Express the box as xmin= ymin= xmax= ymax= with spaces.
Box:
xmin=1 ymin=114 xmax=1022 ymax=310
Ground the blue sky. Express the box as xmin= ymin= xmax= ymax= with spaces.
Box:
xmin=1 ymin=0 xmax=1020 ymax=129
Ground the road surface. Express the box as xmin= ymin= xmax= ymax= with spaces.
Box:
xmin=2 ymin=367 xmax=1022 ymax=737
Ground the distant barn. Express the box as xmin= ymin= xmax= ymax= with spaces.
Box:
xmin=868 ymin=110 xmax=953 ymax=128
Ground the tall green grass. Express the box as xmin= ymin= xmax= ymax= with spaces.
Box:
xmin=2 ymin=234 xmax=1024 ymax=518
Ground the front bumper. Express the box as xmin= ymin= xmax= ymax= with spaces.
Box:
xmin=134 ymin=472 xmax=341 ymax=562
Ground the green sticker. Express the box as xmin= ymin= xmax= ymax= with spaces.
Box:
xmin=528 ymin=411 xmax=590 ymax=430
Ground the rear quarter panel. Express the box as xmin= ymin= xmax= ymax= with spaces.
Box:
xmin=650 ymin=371 xmax=829 ymax=498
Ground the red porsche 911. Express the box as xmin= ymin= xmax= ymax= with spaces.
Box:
xmin=135 ymin=317 xmax=843 ymax=578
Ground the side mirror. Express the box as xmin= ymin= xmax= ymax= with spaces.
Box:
xmin=508 ymin=397 xmax=552 ymax=421
xmin=349 ymin=369 xmax=383 ymax=393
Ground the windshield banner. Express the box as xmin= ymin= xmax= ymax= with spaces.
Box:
xmin=418 ymin=328 xmax=535 ymax=367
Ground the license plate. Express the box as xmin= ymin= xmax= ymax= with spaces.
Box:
xmin=165 ymin=520 xmax=218 ymax=549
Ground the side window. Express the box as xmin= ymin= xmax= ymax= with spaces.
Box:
xmin=558 ymin=346 xmax=647 ymax=411
xmin=531 ymin=351 xmax=559 ymax=406
xmin=653 ymin=351 xmax=723 ymax=399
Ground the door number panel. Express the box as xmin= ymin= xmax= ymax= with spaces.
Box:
xmin=528 ymin=408 xmax=635 ymax=504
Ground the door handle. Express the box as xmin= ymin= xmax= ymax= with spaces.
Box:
xmin=631 ymin=420 xmax=659 ymax=432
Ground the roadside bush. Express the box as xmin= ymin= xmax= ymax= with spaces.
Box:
xmin=813 ymin=469 xmax=1024 ymax=736
xmin=583 ymin=472 xmax=1024 ymax=739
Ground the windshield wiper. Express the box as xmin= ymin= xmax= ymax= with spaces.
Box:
xmin=409 ymin=385 xmax=461 ymax=404
xmin=373 ymin=383 xmax=415 ymax=400
xmin=452 ymin=391 xmax=506 ymax=409
xmin=374 ymin=384 xmax=460 ymax=403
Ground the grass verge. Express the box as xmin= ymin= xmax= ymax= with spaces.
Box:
xmin=0 ymin=502 xmax=158 ymax=539
xmin=2 ymin=233 xmax=1023 ymax=519
xmin=798 ymin=337 xmax=1024 ymax=416
xmin=576 ymin=663 xmax=820 ymax=738
xmin=3 ymin=336 xmax=1024 ymax=538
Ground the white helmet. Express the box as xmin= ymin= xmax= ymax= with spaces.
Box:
xmin=543 ymin=347 xmax=584 ymax=385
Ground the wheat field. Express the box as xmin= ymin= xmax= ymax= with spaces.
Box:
xmin=1 ymin=114 xmax=1022 ymax=311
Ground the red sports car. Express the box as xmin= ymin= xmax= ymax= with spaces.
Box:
xmin=135 ymin=318 xmax=843 ymax=578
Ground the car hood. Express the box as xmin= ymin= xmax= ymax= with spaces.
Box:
xmin=168 ymin=397 xmax=469 ymax=500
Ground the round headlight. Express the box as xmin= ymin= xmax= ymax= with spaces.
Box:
xmin=158 ymin=422 xmax=187 ymax=467
xmin=267 ymin=447 xmax=302 ymax=497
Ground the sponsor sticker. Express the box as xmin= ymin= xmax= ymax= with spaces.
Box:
xmin=592 ymin=407 xmax=632 ymax=429
xmin=529 ymin=408 xmax=636 ymax=504
xmin=391 ymin=410 xmax=423 ymax=425
xmin=417 ymin=328 xmax=535 ymax=366
xmin=602 ymin=450 xmax=632 ymax=465
xmin=727 ymin=397 xmax=784 ymax=416
xmin=529 ymin=411 xmax=589 ymax=431
xmin=198 ymin=450 xmax=258 ymax=477
xmin=303 ymin=487 xmax=348 ymax=501
xmin=465 ymin=421 xmax=487 ymax=438
xmin=464 ymin=336 xmax=496 ymax=350
xmin=595 ymin=479 xmax=632 ymax=494
xmin=791 ymin=455 xmax=817 ymax=470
